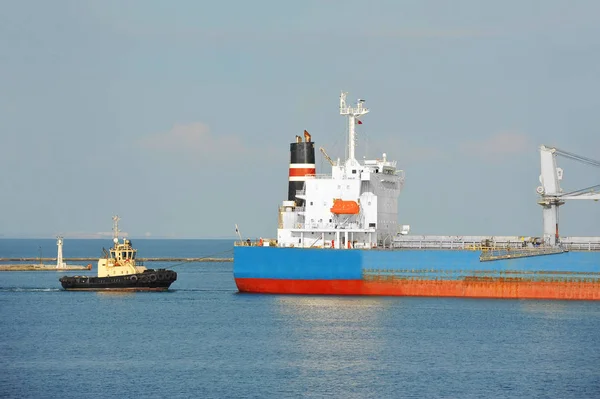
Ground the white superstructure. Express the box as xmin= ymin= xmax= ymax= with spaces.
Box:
xmin=97 ymin=215 xmax=147 ymax=277
xmin=272 ymin=92 xmax=600 ymax=252
xmin=277 ymin=92 xmax=405 ymax=249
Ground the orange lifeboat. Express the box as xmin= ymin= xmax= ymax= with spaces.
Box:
xmin=330 ymin=199 xmax=360 ymax=215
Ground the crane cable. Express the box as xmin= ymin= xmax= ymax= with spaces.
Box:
xmin=560 ymin=184 xmax=600 ymax=197
xmin=546 ymin=147 xmax=600 ymax=197
xmin=552 ymin=147 xmax=600 ymax=168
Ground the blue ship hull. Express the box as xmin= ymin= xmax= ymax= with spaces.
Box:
xmin=234 ymin=247 xmax=600 ymax=300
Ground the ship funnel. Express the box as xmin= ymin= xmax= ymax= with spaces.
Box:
xmin=288 ymin=134 xmax=316 ymax=206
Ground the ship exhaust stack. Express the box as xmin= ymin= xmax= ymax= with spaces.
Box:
xmin=288 ymin=130 xmax=315 ymax=206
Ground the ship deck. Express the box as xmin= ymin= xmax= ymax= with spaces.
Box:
xmin=391 ymin=235 xmax=600 ymax=251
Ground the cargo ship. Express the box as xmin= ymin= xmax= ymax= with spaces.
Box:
xmin=233 ymin=92 xmax=600 ymax=300
xmin=60 ymin=216 xmax=177 ymax=291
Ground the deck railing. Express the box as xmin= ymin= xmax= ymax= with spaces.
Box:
xmin=562 ymin=242 xmax=600 ymax=251
xmin=234 ymin=239 xmax=276 ymax=247
xmin=233 ymin=236 xmax=600 ymax=251
xmin=392 ymin=237 xmax=600 ymax=251
xmin=479 ymin=246 xmax=566 ymax=262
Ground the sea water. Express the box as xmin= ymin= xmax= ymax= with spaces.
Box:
xmin=1 ymin=239 xmax=599 ymax=398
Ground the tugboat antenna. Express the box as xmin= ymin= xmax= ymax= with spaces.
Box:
xmin=112 ymin=215 xmax=120 ymax=244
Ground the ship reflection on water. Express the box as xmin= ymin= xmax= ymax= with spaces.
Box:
xmin=95 ymin=291 xmax=137 ymax=297
xmin=519 ymin=298 xmax=600 ymax=320
xmin=275 ymin=296 xmax=392 ymax=322
xmin=273 ymin=296 xmax=394 ymax=371
xmin=519 ymin=300 xmax=568 ymax=316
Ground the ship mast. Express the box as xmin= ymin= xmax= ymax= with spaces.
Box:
xmin=339 ymin=91 xmax=369 ymax=167
xmin=112 ymin=215 xmax=120 ymax=245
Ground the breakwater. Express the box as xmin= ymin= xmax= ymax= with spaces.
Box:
xmin=0 ymin=264 xmax=92 ymax=271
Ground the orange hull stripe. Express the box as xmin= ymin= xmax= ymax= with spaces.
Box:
xmin=235 ymin=278 xmax=600 ymax=300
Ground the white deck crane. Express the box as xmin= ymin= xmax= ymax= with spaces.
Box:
xmin=319 ymin=147 xmax=336 ymax=166
xmin=538 ymin=145 xmax=600 ymax=246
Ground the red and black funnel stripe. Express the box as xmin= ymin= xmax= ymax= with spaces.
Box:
xmin=288 ymin=141 xmax=315 ymax=206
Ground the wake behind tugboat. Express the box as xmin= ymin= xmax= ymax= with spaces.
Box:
xmin=59 ymin=216 xmax=177 ymax=291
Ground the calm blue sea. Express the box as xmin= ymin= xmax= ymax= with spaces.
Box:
xmin=1 ymin=239 xmax=600 ymax=398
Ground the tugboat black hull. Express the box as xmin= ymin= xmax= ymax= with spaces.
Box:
xmin=59 ymin=269 xmax=177 ymax=291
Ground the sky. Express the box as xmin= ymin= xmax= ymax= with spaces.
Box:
xmin=1 ymin=0 xmax=599 ymax=239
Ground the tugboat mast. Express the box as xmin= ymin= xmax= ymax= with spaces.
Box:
xmin=112 ymin=215 xmax=120 ymax=244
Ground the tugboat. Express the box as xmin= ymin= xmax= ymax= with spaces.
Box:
xmin=59 ymin=216 xmax=177 ymax=291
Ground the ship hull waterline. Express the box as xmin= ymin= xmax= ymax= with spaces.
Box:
xmin=59 ymin=271 xmax=176 ymax=292
xmin=235 ymin=278 xmax=600 ymax=300
xmin=63 ymin=287 xmax=170 ymax=292
xmin=64 ymin=287 xmax=169 ymax=292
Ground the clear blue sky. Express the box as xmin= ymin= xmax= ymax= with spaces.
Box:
xmin=1 ymin=1 xmax=599 ymax=238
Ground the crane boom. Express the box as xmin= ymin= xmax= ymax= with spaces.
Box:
xmin=319 ymin=147 xmax=335 ymax=166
